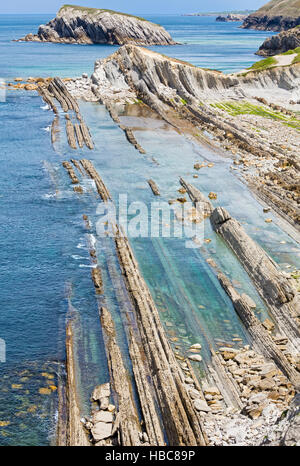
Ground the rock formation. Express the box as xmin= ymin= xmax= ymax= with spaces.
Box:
xmin=19 ymin=4 xmax=176 ymax=46
xmin=64 ymin=44 xmax=300 ymax=228
xmin=216 ymin=14 xmax=247 ymax=22
xmin=257 ymin=27 xmax=300 ymax=56
xmin=241 ymin=0 xmax=300 ymax=31
xmin=210 ymin=207 xmax=300 ymax=354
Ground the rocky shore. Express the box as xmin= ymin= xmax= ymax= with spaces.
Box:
xmin=257 ymin=27 xmax=300 ymax=56
xmin=241 ymin=0 xmax=300 ymax=31
xmin=18 ymin=4 xmax=176 ymax=46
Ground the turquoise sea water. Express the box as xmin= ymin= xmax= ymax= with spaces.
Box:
xmin=0 ymin=14 xmax=298 ymax=446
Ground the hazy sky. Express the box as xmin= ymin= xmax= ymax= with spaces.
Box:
xmin=0 ymin=1 xmax=266 ymax=15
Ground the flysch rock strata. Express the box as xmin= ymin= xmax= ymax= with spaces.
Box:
xmin=64 ymin=45 xmax=300 ymax=228
xmin=65 ymin=161 xmax=208 ymax=445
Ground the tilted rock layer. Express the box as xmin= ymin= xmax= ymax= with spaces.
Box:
xmin=66 ymin=45 xmax=300 ymax=229
xmin=19 ymin=4 xmax=176 ymax=45
xmin=241 ymin=0 xmax=300 ymax=31
xmin=257 ymin=27 xmax=300 ymax=56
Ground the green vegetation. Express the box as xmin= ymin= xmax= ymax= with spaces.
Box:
xmin=59 ymin=5 xmax=150 ymax=22
xmin=180 ymin=98 xmax=187 ymax=105
xmin=210 ymin=101 xmax=300 ymax=131
xmin=247 ymin=56 xmax=277 ymax=71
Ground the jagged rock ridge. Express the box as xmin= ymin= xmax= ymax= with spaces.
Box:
xmin=19 ymin=4 xmax=176 ymax=46
xmin=241 ymin=0 xmax=300 ymax=31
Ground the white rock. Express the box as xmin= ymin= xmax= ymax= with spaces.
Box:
xmin=92 ymin=411 xmax=114 ymax=424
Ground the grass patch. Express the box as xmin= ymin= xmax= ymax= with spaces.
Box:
xmin=247 ymin=57 xmax=277 ymax=71
xmin=282 ymin=47 xmax=300 ymax=64
xmin=210 ymin=101 xmax=300 ymax=131
xmin=59 ymin=5 xmax=151 ymax=23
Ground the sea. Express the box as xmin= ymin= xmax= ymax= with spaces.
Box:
xmin=0 ymin=14 xmax=298 ymax=445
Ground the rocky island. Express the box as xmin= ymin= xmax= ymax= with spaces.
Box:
xmin=257 ymin=26 xmax=300 ymax=55
xmin=216 ymin=14 xmax=248 ymax=22
xmin=241 ymin=0 xmax=300 ymax=31
xmin=19 ymin=4 xmax=176 ymax=45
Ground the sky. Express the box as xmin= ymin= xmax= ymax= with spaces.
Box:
xmin=0 ymin=1 xmax=267 ymax=15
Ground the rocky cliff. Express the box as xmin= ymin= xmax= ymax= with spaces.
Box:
xmin=241 ymin=0 xmax=300 ymax=31
xmin=257 ymin=27 xmax=300 ymax=55
xmin=19 ymin=4 xmax=176 ymax=46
